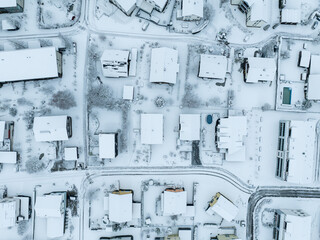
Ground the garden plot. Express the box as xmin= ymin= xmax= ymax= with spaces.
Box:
xmin=38 ymin=0 xmax=82 ymax=29
xmin=0 ymin=35 xmax=86 ymax=175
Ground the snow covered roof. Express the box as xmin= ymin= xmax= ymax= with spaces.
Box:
xmin=0 ymin=151 xmax=17 ymax=164
xmin=161 ymin=189 xmax=187 ymax=216
xmin=0 ymin=47 xmax=60 ymax=83
xmin=206 ymin=193 xmax=239 ymax=222
xmin=123 ymin=85 xmax=134 ymax=100
xmin=47 ymin=216 xmax=65 ymax=239
xmin=0 ymin=198 xmax=18 ymax=228
xmin=245 ymin=57 xmax=276 ymax=83
xmin=278 ymin=209 xmax=311 ymax=240
xmin=35 ymin=194 xmax=65 ymax=218
xmin=179 ymin=229 xmax=192 ymax=240
xmin=182 ymin=0 xmax=203 ymax=18
xmin=298 ymin=50 xmax=311 ymax=68
xmin=247 ymin=0 xmax=268 ymax=23
xmin=0 ymin=0 xmax=18 ymax=8
xmin=33 ymin=115 xmax=69 ymax=142
xmin=108 ymin=192 xmax=133 ymax=223
xmin=150 ymin=47 xmax=179 ymax=84
xmin=179 ymin=114 xmax=201 ymax=141
xmin=285 ymin=120 xmax=316 ymax=184
xmin=306 ymin=74 xmax=320 ymax=100
xmin=217 ymin=116 xmax=247 ymax=162
xmin=99 ymin=133 xmax=117 ymax=159
xmin=64 ymin=147 xmax=78 ymax=161
xmin=100 ymin=50 xmax=130 ymax=78
xmin=0 ymin=121 xmax=5 ymax=142
xmin=141 ymin=114 xmax=163 ymax=144
xmin=281 ymin=9 xmax=301 ymax=24
xmin=310 ymin=55 xmax=320 ymax=75
xmin=199 ymin=54 xmax=227 ymax=79
xmin=111 ymin=0 xmax=136 ymax=14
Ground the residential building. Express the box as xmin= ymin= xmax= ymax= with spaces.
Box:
xmin=179 ymin=114 xmax=201 ymax=141
xmin=150 ymin=47 xmax=179 ymax=84
xmin=280 ymin=0 xmax=301 ymax=25
xmin=161 ymin=188 xmax=187 ymax=216
xmin=109 ymin=0 xmax=136 ymax=16
xmin=0 ymin=0 xmax=24 ymax=14
xmin=0 ymin=47 xmax=62 ymax=83
xmin=33 ymin=115 xmax=72 ymax=142
xmin=198 ymin=54 xmax=228 ymax=79
xmin=177 ymin=0 xmax=203 ymax=21
xmin=99 ymin=133 xmax=119 ymax=159
xmin=100 ymin=49 xmax=137 ymax=78
xmin=0 ymin=151 xmax=17 ymax=164
xmin=273 ymin=209 xmax=311 ymax=240
xmin=123 ymin=85 xmax=134 ymax=100
xmin=35 ymin=192 xmax=67 ymax=239
xmin=206 ymin=192 xmax=239 ymax=222
xmin=64 ymin=147 xmax=78 ymax=161
xmin=104 ymin=189 xmax=141 ymax=224
xmin=298 ymin=50 xmax=311 ymax=68
xmin=276 ymin=120 xmax=316 ymax=184
xmin=243 ymin=57 xmax=276 ymax=83
xmin=246 ymin=0 xmax=268 ymax=28
xmin=216 ymin=116 xmax=247 ymax=162
xmin=0 ymin=196 xmax=30 ymax=228
xmin=137 ymin=0 xmax=168 ymax=13
xmin=306 ymin=55 xmax=320 ymax=100
xmin=141 ymin=114 xmax=164 ymax=144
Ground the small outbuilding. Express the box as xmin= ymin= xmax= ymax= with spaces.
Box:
xmin=109 ymin=0 xmax=136 ymax=16
xmin=177 ymin=0 xmax=203 ymax=21
xmin=107 ymin=190 xmax=133 ymax=223
xmin=150 ymin=47 xmax=179 ymax=84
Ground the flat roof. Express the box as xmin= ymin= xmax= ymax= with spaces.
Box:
xmin=150 ymin=47 xmax=179 ymax=84
xmin=245 ymin=57 xmax=276 ymax=83
xmin=281 ymin=9 xmax=301 ymax=24
xmin=307 ymin=74 xmax=320 ymax=100
xmin=217 ymin=116 xmax=247 ymax=162
xmin=310 ymin=55 xmax=320 ymax=75
xmin=182 ymin=0 xmax=203 ymax=18
xmin=33 ymin=115 xmax=69 ymax=142
xmin=35 ymin=194 xmax=65 ymax=218
xmin=108 ymin=192 xmax=133 ymax=223
xmin=0 ymin=151 xmax=17 ymax=164
xmin=0 ymin=0 xmax=17 ymax=8
xmin=199 ymin=54 xmax=227 ymax=79
xmin=141 ymin=114 xmax=163 ymax=144
xmin=0 ymin=47 xmax=59 ymax=83
xmin=162 ymin=190 xmax=187 ymax=216
xmin=112 ymin=0 xmax=136 ymax=13
xmin=99 ymin=133 xmax=117 ymax=159
xmin=179 ymin=114 xmax=201 ymax=141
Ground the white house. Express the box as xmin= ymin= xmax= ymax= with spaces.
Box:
xmin=109 ymin=0 xmax=136 ymax=16
xmin=0 ymin=198 xmax=19 ymax=228
xmin=150 ymin=47 xmax=179 ymax=84
xmin=274 ymin=209 xmax=311 ymax=240
xmin=280 ymin=0 xmax=301 ymax=25
xmin=99 ymin=133 xmax=118 ymax=159
xmin=161 ymin=189 xmax=187 ymax=216
xmin=246 ymin=0 xmax=268 ymax=28
xmin=100 ymin=49 xmax=137 ymax=78
xmin=177 ymin=0 xmax=203 ymax=21
xmin=206 ymin=192 xmax=239 ymax=222
xmin=306 ymin=74 xmax=320 ymax=100
xmin=244 ymin=57 xmax=276 ymax=83
xmin=179 ymin=114 xmax=201 ymax=141
xmin=0 ymin=0 xmax=24 ymax=14
xmin=198 ymin=54 xmax=228 ymax=79
xmin=137 ymin=0 xmax=168 ymax=13
xmin=0 ymin=47 xmax=62 ymax=83
xmin=141 ymin=114 xmax=164 ymax=144
xmin=276 ymin=120 xmax=316 ymax=184
xmin=106 ymin=190 xmax=133 ymax=223
xmin=33 ymin=115 xmax=72 ymax=142
xmin=35 ymin=192 xmax=67 ymax=239
xmin=216 ymin=116 xmax=247 ymax=162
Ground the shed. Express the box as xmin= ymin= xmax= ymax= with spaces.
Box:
xmin=306 ymin=74 xmax=320 ymax=100
xmin=99 ymin=133 xmax=118 ymax=159
xmin=180 ymin=0 xmax=203 ymax=21
xmin=298 ymin=50 xmax=311 ymax=68
xmin=0 ymin=198 xmax=19 ymax=228
xmin=109 ymin=0 xmax=136 ymax=16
